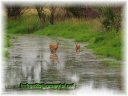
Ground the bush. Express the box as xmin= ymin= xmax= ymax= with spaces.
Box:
xmin=100 ymin=7 xmax=122 ymax=32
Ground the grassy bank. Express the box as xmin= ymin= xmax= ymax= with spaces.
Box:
xmin=5 ymin=34 xmax=13 ymax=58
xmin=7 ymin=15 xmax=122 ymax=60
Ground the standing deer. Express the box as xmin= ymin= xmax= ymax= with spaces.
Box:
xmin=75 ymin=42 xmax=80 ymax=53
xmin=49 ymin=40 xmax=59 ymax=54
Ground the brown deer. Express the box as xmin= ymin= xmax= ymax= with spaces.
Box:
xmin=49 ymin=40 xmax=59 ymax=54
xmin=75 ymin=42 xmax=80 ymax=53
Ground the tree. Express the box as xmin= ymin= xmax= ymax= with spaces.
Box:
xmin=6 ymin=6 xmax=22 ymax=18
xmin=66 ymin=6 xmax=100 ymax=19
xmin=36 ymin=6 xmax=46 ymax=28
xmin=66 ymin=6 xmax=84 ymax=18
xmin=50 ymin=7 xmax=55 ymax=25
xmin=100 ymin=7 xmax=121 ymax=32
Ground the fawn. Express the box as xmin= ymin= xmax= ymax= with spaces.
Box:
xmin=75 ymin=42 xmax=80 ymax=53
xmin=49 ymin=40 xmax=59 ymax=54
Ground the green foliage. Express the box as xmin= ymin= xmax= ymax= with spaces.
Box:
xmin=7 ymin=15 xmax=42 ymax=34
xmin=100 ymin=7 xmax=121 ymax=32
xmin=5 ymin=34 xmax=12 ymax=47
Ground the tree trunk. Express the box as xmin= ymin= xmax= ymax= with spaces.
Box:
xmin=50 ymin=7 xmax=55 ymax=25
xmin=7 ymin=6 xmax=21 ymax=18
xmin=36 ymin=7 xmax=46 ymax=28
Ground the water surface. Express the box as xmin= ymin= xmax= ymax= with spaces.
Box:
xmin=4 ymin=35 xmax=123 ymax=94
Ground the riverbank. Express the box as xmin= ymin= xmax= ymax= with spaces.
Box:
xmin=7 ymin=16 xmax=122 ymax=60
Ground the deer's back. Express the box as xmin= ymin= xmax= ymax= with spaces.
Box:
xmin=50 ymin=43 xmax=58 ymax=49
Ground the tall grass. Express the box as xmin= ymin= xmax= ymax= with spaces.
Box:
xmin=7 ymin=15 xmax=42 ymax=34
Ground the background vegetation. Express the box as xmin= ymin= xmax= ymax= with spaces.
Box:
xmin=6 ymin=5 xmax=123 ymax=60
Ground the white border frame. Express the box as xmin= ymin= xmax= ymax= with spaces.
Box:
xmin=0 ymin=0 xmax=127 ymax=96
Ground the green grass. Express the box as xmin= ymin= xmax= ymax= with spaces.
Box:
xmin=4 ymin=34 xmax=13 ymax=58
xmin=7 ymin=16 xmax=122 ymax=60
xmin=7 ymin=15 xmax=42 ymax=34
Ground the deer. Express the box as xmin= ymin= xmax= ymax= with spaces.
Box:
xmin=49 ymin=40 xmax=59 ymax=54
xmin=75 ymin=42 xmax=80 ymax=53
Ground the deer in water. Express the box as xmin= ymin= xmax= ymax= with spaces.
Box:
xmin=49 ymin=40 xmax=59 ymax=54
xmin=75 ymin=42 xmax=80 ymax=53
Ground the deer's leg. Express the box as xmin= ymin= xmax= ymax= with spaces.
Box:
xmin=78 ymin=48 xmax=80 ymax=53
xmin=76 ymin=48 xmax=78 ymax=53
xmin=52 ymin=49 xmax=55 ymax=54
xmin=55 ymin=49 xmax=57 ymax=53
xmin=76 ymin=48 xmax=77 ymax=53
xmin=50 ymin=48 xmax=54 ymax=54
xmin=76 ymin=48 xmax=80 ymax=54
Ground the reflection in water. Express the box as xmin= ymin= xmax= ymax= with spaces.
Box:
xmin=50 ymin=53 xmax=59 ymax=64
xmin=21 ymin=48 xmax=38 ymax=83
xmin=5 ymin=36 xmax=123 ymax=94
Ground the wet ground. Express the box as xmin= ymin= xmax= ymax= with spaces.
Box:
xmin=4 ymin=35 xmax=123 ymax=93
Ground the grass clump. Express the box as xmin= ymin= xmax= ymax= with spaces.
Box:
xmin=4 ymin=34 xmax=13 ymax=58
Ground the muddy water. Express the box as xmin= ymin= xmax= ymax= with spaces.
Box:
xmin=5 ymin=35 xmax=123 ymax=93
